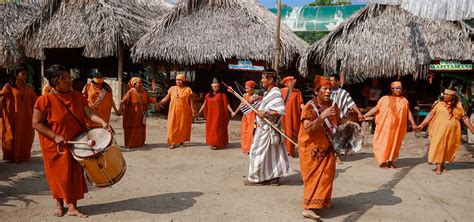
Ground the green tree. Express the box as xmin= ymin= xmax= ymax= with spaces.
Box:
xmin=295 ymin=31 xmax=329 ymax=44
xmin=308 ymin=0 xmax=351 ymax=6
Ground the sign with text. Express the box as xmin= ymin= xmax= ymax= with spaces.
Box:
xmin=228 ymin=60 xmax=265 ymax=71
xmin=429 ymin=61 xmax=472 ymax=71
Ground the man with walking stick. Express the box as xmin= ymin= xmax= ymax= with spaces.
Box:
xmin=226 ymin=69 xmax=291 ymax=186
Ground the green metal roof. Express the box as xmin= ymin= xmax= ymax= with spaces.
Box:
xmin=270 ymin=5 xmax=366 ymax=32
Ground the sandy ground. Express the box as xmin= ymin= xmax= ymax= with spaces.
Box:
xmin=1 ymin=115 xmax=474 ymax=221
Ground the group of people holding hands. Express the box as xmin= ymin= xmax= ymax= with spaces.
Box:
xmin=2 ymin=64 xmax=473 ymax=219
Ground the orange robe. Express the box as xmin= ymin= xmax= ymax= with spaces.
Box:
xmin=167 ymin=86 xmax=193 ymax=144
xmin=1 ymin=83 xmax=37 ymax=162
xmin=240 ymin=94 xmax=257 ymax=153
xmin=82 ymin=82 xmax=114 ymax=128
xmin=428 ymin=101 xmax=464 ymax=163
xmin=281 ymin=88 xmax=304 ymax=156
xmin=373 ymin=95 xmax=409 ymax=164
xmin=298 ymin=101 xmax=336 ymax=209
xmin=203 ymin=92 xmax=230 ymax=148
xmin=122 ymin=88 xmax=149 ymax=148
xmin=34 ymin=91 xmax=88 ymax=203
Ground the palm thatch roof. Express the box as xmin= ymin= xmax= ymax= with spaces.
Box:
xmin=18 ymin=0 xmax=172 ymax=60
xmin=370 ymin=0 xmax=474 ymax=21
xmin=299 ymin=4 xmax=473 ymax=83
xmin=132 ymin=0 xmax=308 ymax=68
xmin=1 ymin=2 xmax=39 ymax=68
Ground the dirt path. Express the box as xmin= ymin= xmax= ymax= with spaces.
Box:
xmin=1 ymin=115 xmax=473 ymax=221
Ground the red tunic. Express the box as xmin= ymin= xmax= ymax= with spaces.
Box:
xmin=122 ymin=88 xmax=149 ymax=148
xmin=34 ymin=91 xmax=88 ymax=203
xmin=1 ymin=84 xmax=37 ymax=162
xmin=203 ymin=92 xmax=230 ymax=148
xmin=281 ymin=88 xmax=304 ymax=156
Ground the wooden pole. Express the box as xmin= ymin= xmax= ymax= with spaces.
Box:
xmin=41 ymin=48 xmax=45 ymax=87
xmin=273 ymin=0 xmax=282 ymax=75
xmin=117 ymin=40 xmax=124 ymax=100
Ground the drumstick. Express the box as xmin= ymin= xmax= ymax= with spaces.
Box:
xmin=66 ymin=139 xmax=96 ymax=146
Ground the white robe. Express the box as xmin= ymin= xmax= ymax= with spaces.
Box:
xmin=248 ymin=87 xmax=291 ymax=182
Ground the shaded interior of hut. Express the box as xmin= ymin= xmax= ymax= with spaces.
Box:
xmin=2 ymin=56 xmax=472 ymax=133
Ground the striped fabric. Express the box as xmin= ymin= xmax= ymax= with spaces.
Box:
xmin=331 ymin=88 xmax=356 ymax=118
xmin=308 ymin=99 xmax=338 ymax=137
xmin=248 ymin=87 xmax=291 ymax=182
xmin=240 ymin=94 xmax=261 ymax=115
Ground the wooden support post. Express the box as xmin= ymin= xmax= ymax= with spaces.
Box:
xmin=117 ymin=40 xmax=125 ymax=99
xmin=273 ymin=0 xmax=282 ymax=75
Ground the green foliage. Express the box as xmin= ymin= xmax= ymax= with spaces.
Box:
xmin=308 ymin=0 xmax=352 ymax=6
xmin=295 ymin=31 xmax=329 ymax=44
xmin=465 ymin=19 xmax=474 ymax=27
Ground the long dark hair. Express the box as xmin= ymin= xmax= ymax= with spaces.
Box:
xmin=208 ymin=85 xmax=220 ymax=98
xmin=8 ymin=67 xmax=26 ymax=87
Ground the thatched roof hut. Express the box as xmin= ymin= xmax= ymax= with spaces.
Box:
xmin=369 ymin=0 xmax=474 ymax=21
xmin=18 ymin=0 xmax=172 ymax=60
xmin=1 ymin=2 xmax=39 ymax=68
xmin=132 ymin=0 xmax=308 ymax=68
xmin=299 ymin=4 xmax=473 ymax=83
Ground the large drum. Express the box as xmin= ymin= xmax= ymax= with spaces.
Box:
xmin=71 ymin=128 xmax=126 ymax=188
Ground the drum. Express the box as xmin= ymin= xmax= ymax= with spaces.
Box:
xmin=71 ymin=128 xmax=126 ymax=188
xmin=332 ymin=122 xmax=363 ymax=155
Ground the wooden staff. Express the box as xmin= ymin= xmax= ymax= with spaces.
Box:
xmin=222 ymin=82 xmax=298 ymax=147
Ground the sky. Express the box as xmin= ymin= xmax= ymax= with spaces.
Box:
xmin=258 ymin=0 xmax=368 ymax=8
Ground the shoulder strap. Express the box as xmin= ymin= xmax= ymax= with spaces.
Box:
xmin=52 ymin=93 xmax=86 ymax=130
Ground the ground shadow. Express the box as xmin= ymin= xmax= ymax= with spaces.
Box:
xmin=0 ymin=156 xmax=49 ymax=208
xmin=461 ymin=141 xmax=474 ymax=158
xmin=393 ymin=156 xmax=426 ymax=168
xmin=222 ymin=142 xmax=242 ymax=150
xmin=120 ymin=143 xmax=169 ymax=152
xmin=338 ymin=152 xmax=372 ymax=162
xmin=280 ymin=171 xmax=303 ymax=186
xmin=81 ymin=192 xmax=203 ymax=215
xmin=445 ymin=162 xmax=474 ymax=171
xmin=121 ymin=142 xmax=209 ymax=152
xmin=320 ymin=156 xmax=426 ymax=221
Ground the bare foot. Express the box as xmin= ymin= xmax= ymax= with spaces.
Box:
xmin=169 ymin=144 xmax=177 ymax=149
xmin=53 ymin=207 xmax=64 ymax=217
xmin=210 ymin=146 xmax=218 ymax=150
xmin=67 ymin=209 xmax=88 ymax=218
xmin=302 ymin=209 xmax=320 ymax=220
